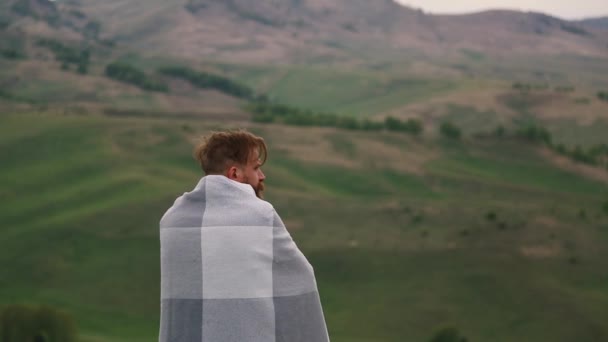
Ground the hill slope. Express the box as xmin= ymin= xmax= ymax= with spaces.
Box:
xmin=1 ymin=111 xmax=608 ymax=342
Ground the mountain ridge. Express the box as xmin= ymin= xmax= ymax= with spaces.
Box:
xmin=66 ymin=0 xmax=607 ymax=64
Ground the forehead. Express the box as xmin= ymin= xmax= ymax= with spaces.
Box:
xmin=248 ymin=149 xmax=261 ymax=163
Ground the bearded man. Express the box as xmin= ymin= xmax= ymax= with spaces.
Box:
xmin=159 ymin=130 xmax=330 ymax=342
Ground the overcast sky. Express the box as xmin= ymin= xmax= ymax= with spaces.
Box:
xmin=395 ymin=0 xmax=608 ymax=20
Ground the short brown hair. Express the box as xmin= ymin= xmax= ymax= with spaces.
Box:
xmin=194 ymin=129 xmax=267 ymax=175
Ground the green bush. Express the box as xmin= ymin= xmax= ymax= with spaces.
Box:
xmin=440 ymin=122 xmax=461 ymax=140
xmin=384 ymin=117 xmax=423 ymax=135
xmin=0 ymin=48 xmax=25 ymax=60
xmin=517 ymin=124 xmax=552 ymax=145
xmin=602 ymin=201 xmax=608 ymax=215
xmin=485 ymin=211 xmax=497 ymax=221
xmin=598 ymin=91 xmax=608 ymax=102
xmin=493 ymin=125 xmax=506 ymax=137
xmin=0 ymin=304 xmax=77 ymax=342
xmin=429 ymin=327 xmax=468 ymax=342
xmin=570 ymin=146 xmax=596 ymax=165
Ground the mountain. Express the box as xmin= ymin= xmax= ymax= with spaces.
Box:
xmin=579 ymin=16 xmax=608 ymax=30
xmin=68 ymin=0 xmax=607 ymax=64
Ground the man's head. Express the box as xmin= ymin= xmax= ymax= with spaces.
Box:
xmin=194 ymin=130 xmax=267 ymax=198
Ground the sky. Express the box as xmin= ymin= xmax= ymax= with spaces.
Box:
xmin=395 ymin=0 xmax=608 ymax=20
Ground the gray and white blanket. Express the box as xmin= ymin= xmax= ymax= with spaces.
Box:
xmin=159 ymin=175 xmax=330 ymax=341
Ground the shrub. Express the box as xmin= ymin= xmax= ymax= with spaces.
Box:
xmin=37 ymin=39 xmax=90 ymax=73
xmin=602 ymin=201 xmax=608 ymax=215
xmin=570 ymin=146 xmax=596 ymax=165
xmin=440 ymin=122 xmax=461 ymax=140
xmin=493 ymin=125 xmax=505 ymax=137
xmin=517 ymin=124 xmax=552 ymax=145
xmin=429 ymin=327 xmax=468 ymax=342
xmin=485 ymin=211 xmax=497 ymax=221
xmin=0 ymin=304 xmax=77 ymax=342
xmin=0 ymin=48 xmax=25 ymax=60
xmin=361 ymin=119 xmax=384 ymax=131
xmin=598 ymin=91 xmax=608 ymax=102
xmin=384 ymin=117 xmax=424 ymax=135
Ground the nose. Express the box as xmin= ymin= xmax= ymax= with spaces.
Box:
xmin=258 ymin=169 xmax=266 ymax=181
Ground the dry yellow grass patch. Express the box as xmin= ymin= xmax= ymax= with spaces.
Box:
xmin=263 ymin=125 xmax=359 ymax=168
xmin=535 ymin=94 xmax=608 ymax=125
xmin=354 ymin=135 xmax=438 ymax=175
xmin=380 ymin=81 xmax=512 ymax=122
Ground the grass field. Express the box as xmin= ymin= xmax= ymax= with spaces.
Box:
xmin=1 ymin=110 xmax=608 ymax=341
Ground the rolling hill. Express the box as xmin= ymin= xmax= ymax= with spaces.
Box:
xmin=1 ymin=110 xmax=608 ymax=342
xmin=1 ymin=1 xmax=608 ymax=341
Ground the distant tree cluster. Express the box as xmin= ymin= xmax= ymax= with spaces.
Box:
xmin=597 ymin=91 xmax=608 ymax=102
xmin=439 ymin=121 xmax=462 ymax=140
xmin=184 ymin=0 xmax=207 ymax=13
xmin=560 ymin=23 xmax=589 ymax=36
xmin=0 ymin=17 xmax=11 ymax=30
xmin=512 ymin=82 xmax=549 ymax=92
xmin=105 ymin=62 xmax=168 ymax=92
xmin=0 ymin=48 xmax=25 ymax=60
xmin=10 ymin=0 xmax=32 ymax=17
xmin=247 ymin=101 xmax=424 ymax=135
xmin=83 ymin=21 xmax=101 ymax=40
xmin=489 ymin=122 xmax=608 ymax=169
xmin=512 ymin=82 xmax=578 ymax=94
xmin=553 ymin=143 xmax=608 ymax=168
xmin=384 ymin=116 xmax=423 ymax=134
xmin=0 ymin=304 xmax=77 ymax=342
xmin=11 ymin=0 xmax=61 ymax=27
xmin=37 ymin=39 xmax=90 ymax=74
xmin=516 ymin=124 xmax=553 ymax=145
xmin=158 ymin=66 xmax=254 ymax=99
xmin=554 ymin=86 xmax=575 ymax=93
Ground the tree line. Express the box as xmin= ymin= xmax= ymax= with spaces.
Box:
xmin=105 ymin=62 xmax=168 ymax=92
xmin=247 ymin=100 xmax=424 ymax=135
xmin=158 ymin=66 xmax=254 ymax=99
xmin=476 ymin=123 xmax=608 ymax=170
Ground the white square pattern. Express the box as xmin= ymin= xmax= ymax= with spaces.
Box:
xmin=202 ymin=226 xmax=274 ymax=299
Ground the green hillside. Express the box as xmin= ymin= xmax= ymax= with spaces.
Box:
xmin=1 ymin=111 xmax=608 ymax=341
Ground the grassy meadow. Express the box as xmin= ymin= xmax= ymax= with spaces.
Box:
xmin=1 ymin=110 xmax=608 ymax=342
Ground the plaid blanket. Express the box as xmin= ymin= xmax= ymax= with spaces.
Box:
xmin=159 ymin=175 xmax=329 ymax=341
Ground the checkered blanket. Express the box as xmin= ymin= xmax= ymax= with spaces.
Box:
xmin=159 ymin=175 xmax=330 ymax=341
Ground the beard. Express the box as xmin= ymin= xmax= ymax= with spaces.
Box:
xmin=243 ymin=175 xmax=265 ymax=199
xmin=254 ymin=181 xmax=265 ymax=199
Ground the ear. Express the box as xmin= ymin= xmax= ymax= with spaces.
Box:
xmin=226 ymin=166 xmax=239 ymax=180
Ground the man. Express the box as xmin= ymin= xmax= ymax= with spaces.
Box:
xmin=159 ymin=130 xmax=330 ymax=342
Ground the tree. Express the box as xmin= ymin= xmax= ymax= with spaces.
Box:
xmin=517 ymin=124 xmax=552 ymax=145
xmin=440 ymin=122 xmax=462 ymax=140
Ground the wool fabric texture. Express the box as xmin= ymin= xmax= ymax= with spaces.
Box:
xmin=159 ymin=175 xmax=330 ymax=342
